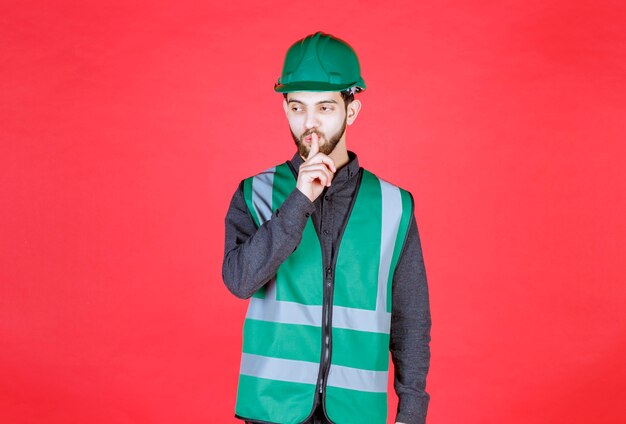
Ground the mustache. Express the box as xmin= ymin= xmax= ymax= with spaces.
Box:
xmin=302 ymin=130 xmax=323 ymax=138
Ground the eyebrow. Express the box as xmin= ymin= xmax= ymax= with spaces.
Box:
xmin=288 ymin=99 xmax=338 ymax=105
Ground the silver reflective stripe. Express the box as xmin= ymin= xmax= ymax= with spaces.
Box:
xmin=327 ymin=363 xmax=388 ymax=393
xmin=248 ymin=299 xmax=390 ymax=332
xmin=332 ymin=304 xmax=390 ymax=333
xmin=376 ymin=179 xmax=403 ymax=314
xmin=240 ymin=353 xmax=387 ymax=392
xmin=247 ymin=296 xmax=322 ymax=327
xmin=240 ymin=353 xmax=318 ymax=385
xmin=251 ymin=167 xmax=276 ymax=225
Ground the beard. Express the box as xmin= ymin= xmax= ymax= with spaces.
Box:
xmin=291 ymin=116 xmax=347 ymax=158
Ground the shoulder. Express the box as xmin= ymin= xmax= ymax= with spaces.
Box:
xmin=243 ymin=161 xmax=291 ymax=182
xmin=242 ymin=163 xmax=279 ymax=182
xmin=361 ymin=168 xmax=415 ymax=206
xmin=360 ymin=168 xmax=415 ymax=247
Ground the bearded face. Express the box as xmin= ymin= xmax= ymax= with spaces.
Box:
xmin=283 ymin=91 xmax=349 ymax=159
xmin=291 ymin=115 xmax=347 ymax=158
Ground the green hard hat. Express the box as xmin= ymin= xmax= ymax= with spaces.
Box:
xmin=274 ymin=31 xmax=367 ymax=93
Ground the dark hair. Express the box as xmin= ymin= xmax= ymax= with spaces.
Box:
xmin=283 ymin=90 xmax=355 ymax=109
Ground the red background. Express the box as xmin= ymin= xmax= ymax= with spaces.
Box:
xmin=2 ymin=1 xmax=625 ymax=423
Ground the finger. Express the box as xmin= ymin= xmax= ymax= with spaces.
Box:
xmin=320 ymin=155 xmax=336 ymax=173
xmin=306 ymin=171 xmax=328 ymax=187
xmin=307 ymin=132 xmax=319 ymax=159
xmin=301 ymin=166 xmax=333 ymax=184
xmin=303 ymin=167 xmax=333 ymax=186
xmin=305 ymin=151 xmax=336 ymax=173
xmin=300 ymin=163 xmax=333 ymax=174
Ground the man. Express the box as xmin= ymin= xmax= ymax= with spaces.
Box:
xmin=222 ymin=31 xmax=431 ymax=424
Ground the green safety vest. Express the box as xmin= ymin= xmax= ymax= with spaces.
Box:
xmin=235 ymin=161 xmax=413 ymax=424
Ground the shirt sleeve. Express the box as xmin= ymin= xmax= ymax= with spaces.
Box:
xmin=222 ymin=180 xmax=317 ymax=299
xmin=390 ymin=211 xmax=432 ymax=424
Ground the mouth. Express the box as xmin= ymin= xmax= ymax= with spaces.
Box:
xmin=303 ymin=134 xmax=320 ymax=143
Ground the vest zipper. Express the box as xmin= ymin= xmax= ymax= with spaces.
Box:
xmin=285 ymin=161 xmax=364 ymax=422
xmin=318 ymin=190 xmax=331 ymax=395
xmin=286 ymin=159 xmax=329 ymax=419
xmin=319 ymin=265 xmax=332 ymax=393
xmin=318 ymin=170 xmax=363 ymax=423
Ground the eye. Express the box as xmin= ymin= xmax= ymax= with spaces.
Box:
xmin=320 ymin=106 xmax=334 ymax=112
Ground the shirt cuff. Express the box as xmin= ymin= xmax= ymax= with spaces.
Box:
xmin=395 ymin=395 xmax=429 ymax=424
xmin=273 ymin=188 xmax=316 ymax=230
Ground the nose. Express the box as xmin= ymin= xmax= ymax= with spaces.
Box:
xmin=304 ymin=111 xmax=320 ymax=130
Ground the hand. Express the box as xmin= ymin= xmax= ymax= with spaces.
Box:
xmin=296 ymin=132 xmax=336 ymax=202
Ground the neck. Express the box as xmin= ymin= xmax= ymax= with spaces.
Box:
xmin=328 ymin=138 xmax=349 ymax=170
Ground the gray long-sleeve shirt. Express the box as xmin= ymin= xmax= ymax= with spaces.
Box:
xmin=222 ymin=150 xmax=431 ymax=424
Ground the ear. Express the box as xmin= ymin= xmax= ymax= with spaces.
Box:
xmin=346 ymin=99 xmax=362 ymax=125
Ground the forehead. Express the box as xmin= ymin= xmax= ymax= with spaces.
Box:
xmin=286 ymin=91 xmax=342 ymax=104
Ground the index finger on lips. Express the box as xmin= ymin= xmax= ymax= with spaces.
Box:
xmin=307 ymin=133 xmax=319 ymax=160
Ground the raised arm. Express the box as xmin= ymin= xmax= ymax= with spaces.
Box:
xmin=222 ymin=181 xmax=315 ymax=299
xmin=222 ymin=135 xmax=337 ymax=299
